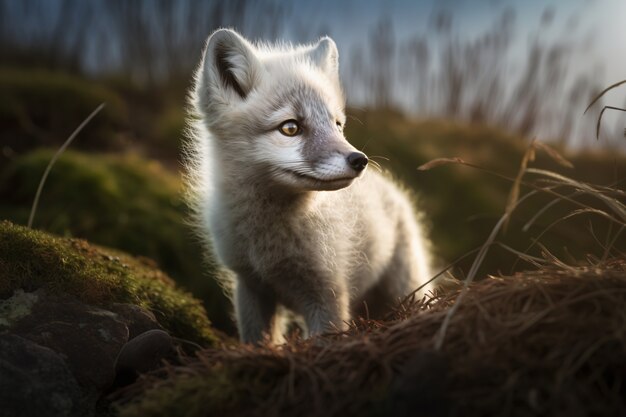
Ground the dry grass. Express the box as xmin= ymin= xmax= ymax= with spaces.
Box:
xmin=584 ymin=78 xmax=626 ymax=139
xmin=418 ymin=137 xmax=625 ymax=351
xmin=116 ymin=258 xmax=626 ymax=417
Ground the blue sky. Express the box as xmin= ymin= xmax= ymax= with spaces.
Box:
xmin=285 ymin=0 xmax=624 ymax=83
xmin=279 ymin=0 xmax=626 ymax=145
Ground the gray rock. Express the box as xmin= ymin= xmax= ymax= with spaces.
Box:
xmin=0 ymin=334 xmax=84 ymax=417
xmin=108 ymin=303 xmax=163 ymax=339
xmin=2 ymin=290 xmax=177 ymax=414
xmin=0 ymin=289 xmax=39 ymax=329
xmin=10 ymin=294 xmax=129 ymax=391
xmin=115 ymin=329 xmax=175 ymax=377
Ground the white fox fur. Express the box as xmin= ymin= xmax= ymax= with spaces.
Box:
xmin=186 ymin=29 xmax=433 ymax=343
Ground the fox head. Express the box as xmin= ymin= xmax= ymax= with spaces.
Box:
xmin=194 ymin=29 xmax=367 ymax=191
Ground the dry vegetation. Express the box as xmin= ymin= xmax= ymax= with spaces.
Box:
xmin=114 ymin=259 xmax=626 ymax=417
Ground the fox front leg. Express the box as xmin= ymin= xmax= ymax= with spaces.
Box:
xmin=294 ymin=281 xmax=350 ymax=337
xmin=234 ymin=278 xmax=277 ymax=344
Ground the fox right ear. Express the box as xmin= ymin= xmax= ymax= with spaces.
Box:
xmin=308 ymin=37 xmax=339 ymax=79
xmin=201 ymin=29 xmax=261 ymax=101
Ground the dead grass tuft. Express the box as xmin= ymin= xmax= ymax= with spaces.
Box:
xmin=116 ymin=258 xmax=626 ymax=417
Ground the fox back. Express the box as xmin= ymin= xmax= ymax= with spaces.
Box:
xmin=187 ymin=29 xmax=433 ymax=343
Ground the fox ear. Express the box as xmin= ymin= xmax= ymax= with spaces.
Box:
xmin=308 ymin=37 xmax=339 ymax=78
xmin=201 ymin=29 xmax=261 ymax=101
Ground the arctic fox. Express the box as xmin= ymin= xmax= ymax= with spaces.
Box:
xmin=187 ymin=29 xmax=433 ymax=344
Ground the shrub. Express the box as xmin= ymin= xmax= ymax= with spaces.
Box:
xmin=0 ymin=69 xmax=128 ymax=159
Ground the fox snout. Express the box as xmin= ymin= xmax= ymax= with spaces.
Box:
xmin=347 ymin=152 xmax=368 ymax=172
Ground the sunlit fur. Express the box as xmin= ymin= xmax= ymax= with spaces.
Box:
xmin=186 ymin=29 xmax=434 ymax=344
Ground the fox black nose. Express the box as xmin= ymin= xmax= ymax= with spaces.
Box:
xmin=347 ymin=152 xmax=368 ymax=172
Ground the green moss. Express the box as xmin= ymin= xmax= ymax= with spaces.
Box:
xmin=118 ymin=364 xmax=283 ymax=417
xmin=0 ymin=149 xmax=233 ymax=333
xmin=0 ymin=220 xmax=217 ymax=346
xmin=119 ymin=374 xmax=226 ymax=417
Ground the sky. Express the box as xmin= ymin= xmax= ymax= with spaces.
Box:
xmin=286 ymin=0 xmax=626 ymax=146
xmin=290 ymin=0 xmax=624 ymax=84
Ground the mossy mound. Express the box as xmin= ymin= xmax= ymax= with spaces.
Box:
xmin=0 ymin=220 xmax=217 ymax=347
xmin=0 ymin=148 xmax=233 ymax=332
xmin=0 ymin=69 xmax=128 ymax=159
xmin=117 ymin=260 xmax=626 ymax=416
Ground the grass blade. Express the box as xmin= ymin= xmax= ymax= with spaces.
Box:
xmin=534 ymin=141 xmax=574 ymax=168
xmin=584 ymin=79 xmax=626 ymax=114
xmin=503 ymin=140 xmax=535 ymax=232
xmin=28 ymin=103 xmax=106 ymax=228
xmin=525 ymin=168 xmax=626 ymax=223
xmin=433 ymin=190 xmax=536 ymax=350
xmin=417 ymin=157 xmax=466 ymax=171
xmin=594 ymin=106 xmax=626 ymax=140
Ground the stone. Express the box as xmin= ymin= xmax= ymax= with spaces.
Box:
xmin=0 ymin=289 xmax=39 ymax=329
xmin=1 ymin=290 xmax=182 ymax=412
xmin=10 ymin=293 xmax=129 ymax=392
xmin=115 ymin=329 xmax=175 ymax=384
xmin=108 ymin=303 xmax=163 ymax=339
xmin=0 ymin=334 xmax=84 ymax=417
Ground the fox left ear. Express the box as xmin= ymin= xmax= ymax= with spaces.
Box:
xmin=201 ymin=29 xmax=262 ymax=103
xmin=309 ymin=37 xmax=339 ymax=79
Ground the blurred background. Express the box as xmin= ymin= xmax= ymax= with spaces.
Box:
xmin=1 ymin=0 xmax=624 ymax=333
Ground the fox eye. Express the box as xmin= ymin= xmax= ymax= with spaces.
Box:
xmin=336 ymin=121 xmax=343 ymax=130
xmin=279 ymin=120 xmax=301 ymax=136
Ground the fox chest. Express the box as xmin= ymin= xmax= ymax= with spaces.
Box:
xmin=212 ymin=205 xmax=339 ymax=278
